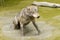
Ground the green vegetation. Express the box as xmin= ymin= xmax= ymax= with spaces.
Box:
xmin=0 ymin=0 xmax=60 ymax=40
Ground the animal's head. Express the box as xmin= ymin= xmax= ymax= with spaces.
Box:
xmin=26 ymin=6 xmax=40 ymax=18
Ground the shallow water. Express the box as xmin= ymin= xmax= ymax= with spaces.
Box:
xmin=1 ymin=17 xmax=55 ymax=40
xmin=0 ymin=15 xmax=60 ymax=40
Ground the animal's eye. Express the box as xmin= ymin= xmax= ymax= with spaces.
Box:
xmin=35 ymin=9 xmax=38 ymax=12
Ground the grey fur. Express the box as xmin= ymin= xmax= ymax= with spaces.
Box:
xmin=13 ymin=5 xmax=40 ymax=35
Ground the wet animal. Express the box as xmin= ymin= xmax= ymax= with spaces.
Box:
xmin=13 ymin=5 xmax=40 ymax=35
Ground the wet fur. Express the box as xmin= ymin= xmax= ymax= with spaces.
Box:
xmin=13 ymin=5 xmax=40 ymax=35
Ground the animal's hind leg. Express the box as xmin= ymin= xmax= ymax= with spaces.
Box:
xmin=14 ymin=21 xmax=21 ymax=29
xmin=17 ymin=21 xmax=21 ymax=29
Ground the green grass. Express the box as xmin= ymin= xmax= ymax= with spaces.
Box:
xmin=0 ymin=0 xmax=60 ymax=40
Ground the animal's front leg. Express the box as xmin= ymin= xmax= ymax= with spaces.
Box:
xmin=32 ymin=20 xmax=40 ymax=35
xmin=20 ymin=23 xmax=24 ymax=36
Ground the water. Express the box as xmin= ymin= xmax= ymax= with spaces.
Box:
xmin=1 ymin=17 xmax=55 ymax=40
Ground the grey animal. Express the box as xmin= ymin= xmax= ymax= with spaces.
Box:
xmin=13 ymin=5 xmax=40 ymax=35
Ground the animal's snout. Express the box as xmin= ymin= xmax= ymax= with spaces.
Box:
xmin=33 ymin=13 xmax=40 ymax=18
xmin=37 ymin=16 xmax=40 ymax=18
